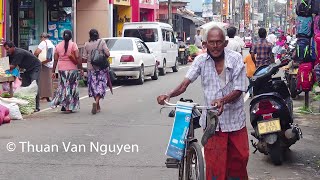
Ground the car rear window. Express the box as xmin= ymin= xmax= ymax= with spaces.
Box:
xmin=105 ymin=39 xmax=133 ymax=51
xmin=123 ymin=28 xmax=158 ymax=42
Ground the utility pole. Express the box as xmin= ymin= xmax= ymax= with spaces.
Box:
xmin=168 ymin=0 xmax=173 ymax=26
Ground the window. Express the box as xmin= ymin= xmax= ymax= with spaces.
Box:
xmin=162 ymin=29 xmax=166 ymax=41
xmin=165 ymin=31 xmax=171 ymax=42
xmin=124 ymin=29 xmax=159 ymax=42
xmin=141 ymin=42 xmax=150 ymax=53
xmin=105 ymin=39 xmax=133 ymax=51
xmin=135 ymin=41 xmax=146 ymax=53
xmin=171 ymin=32 xmax=176 ymax=43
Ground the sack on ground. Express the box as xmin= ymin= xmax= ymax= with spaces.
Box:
xmin=14 ymin=80 xmax=37 ymax=97
xmin=14 ymin=94 xmax=35 ymax=115
xmin=0 ymin=101 xmax=23 ymax=120
xmin=0 ymin=97 xmax=28 ymax=105
xmin=0 ymin=105 xmax=10 ymax=124
xmin=297 ymin=62 xmax=316 ymax=92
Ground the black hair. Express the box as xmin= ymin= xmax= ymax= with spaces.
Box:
xmin=63 ymin=30 xmax=72 ymax=54
xmin=3 ymin=41 xmax=15 ymax=48
xmin=89 ymin=29 xmax=99 ymax=42
xmin=227 ymin=27 xmax=237 ymax=38
xmin=258 ymin=28 xmax=267 ymax=38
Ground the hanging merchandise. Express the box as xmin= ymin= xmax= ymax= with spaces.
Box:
xmin=313 ymin=15 xmax=320 ymax=35
xmin=296 ymin=0 xmax=312 ymax=17
xmin=312 ymin=0 xmax=320 ymax=15
xmin=314 ymin=34 xmax=320 ymax=64
xmin=311 ymin=37 xmax=317 ymax=62
xmin=297 ymin=62 xmax=316 ymax=92
xmin=295 ymin=38 xmax=311 ymax=63
xmin=296 ymin=16 xmax=313 ymax=37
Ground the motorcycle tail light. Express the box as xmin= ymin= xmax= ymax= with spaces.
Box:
xmin=252 ymin=99 xmax=280 ymax=116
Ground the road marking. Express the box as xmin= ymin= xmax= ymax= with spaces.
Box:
xmin=38 ymin=86 xmax=123 ymax=113
xmin=179 ymin=65 xmax=190 ymax=70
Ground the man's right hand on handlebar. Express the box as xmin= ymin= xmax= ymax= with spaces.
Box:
xmin=157 ymin=94 xmax=170 ymax=105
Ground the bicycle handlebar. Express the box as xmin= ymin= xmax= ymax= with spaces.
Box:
xmin=163 ymin=100 xmax=218 ymax=111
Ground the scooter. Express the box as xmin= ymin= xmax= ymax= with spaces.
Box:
xmin=283 ymin=38 xmax=301 ymax=98
xmin=177 ymin=42 xmax=188 ymax=65
xmin=249 ymin=53 xmax=303 ymax=165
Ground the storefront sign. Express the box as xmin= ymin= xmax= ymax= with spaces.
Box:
xmin=221 ymin=0 xmax=228 ymax=16
xmin=114 ymin=0 xmax=130 ymax=6
xmin=140 ymin=0 xmax=154 ymax=5
xmin=244 ymin=3 xmax=250 ymax=26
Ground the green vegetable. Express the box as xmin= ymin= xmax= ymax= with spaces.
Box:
xmin=1 ymin=93 xmax=11 ymax=98
xmin=14 ymin=94 xmax=35 ymax=115
xmin=188 ymin=45 xmax=199 ymax=55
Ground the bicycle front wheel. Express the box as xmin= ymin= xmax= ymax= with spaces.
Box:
xmin=186 ymin=142 xmax=205 ymax=180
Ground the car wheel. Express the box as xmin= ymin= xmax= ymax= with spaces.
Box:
xmin=172 ymin=59 xmax=179 ymax=72
xmin=151 ymin=65 xmax=159 ymax=80
xmin=136 ymin=66 xmax=145 ymax=85
xmin=159 ymin=60 xmax=166 ymax=76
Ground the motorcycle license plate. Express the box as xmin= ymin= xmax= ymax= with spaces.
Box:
xmin=108 ymin=57 xmax=113 ymax=64
xmin=257 ymin=119 xmax=281 ymax=135
xmin=179 ymin=48 xmax=185 ymax=51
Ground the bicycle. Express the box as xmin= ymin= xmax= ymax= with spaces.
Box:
xmin=161 ymin=98 xmax=218 ymax=180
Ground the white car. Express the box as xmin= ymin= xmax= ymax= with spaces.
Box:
xmin=104 ymin=37 xmax=158 ymax=85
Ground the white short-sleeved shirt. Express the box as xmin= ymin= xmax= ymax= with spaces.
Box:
xmin=38 ymin=40 xmax=55 ymax=68
xmin=185 ymin=49 xmax=247 ymax=132
xmin=226 ymin=38 xmax=242 ymax=53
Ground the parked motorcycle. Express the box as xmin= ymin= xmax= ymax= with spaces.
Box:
xmin=178 ymin=42 xmax=188 ymax=65
xmin=283 ymin=38 xmax=301 ymax=98
xmin=249 ymin=54 xmax=303 ymax=165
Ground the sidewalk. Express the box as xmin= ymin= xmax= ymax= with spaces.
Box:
xmin=292 ymin=92 xmax=320 ymax=172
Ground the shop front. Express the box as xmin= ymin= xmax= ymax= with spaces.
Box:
xmin=110 ymin=0 xmax=131 ymax=37
xmin=7 ymin=0 xmax=75 ymax=51
xmin=132 ymin=0 xmax=158 ymax=22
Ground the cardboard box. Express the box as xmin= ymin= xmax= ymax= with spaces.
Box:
xmin=166 ymin=101 xmax=194 ymax=160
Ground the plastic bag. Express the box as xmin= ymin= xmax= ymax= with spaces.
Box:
xmin=0 ymin=101 xmax=23 ymax=120
xmin=2 ymin=78 xmax=22 ymax=92
xmin=14 ymin=80 xmax=38 ymax=97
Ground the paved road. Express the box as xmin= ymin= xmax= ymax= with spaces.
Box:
xmin=0 ymin=51 xmax=319 ymax=179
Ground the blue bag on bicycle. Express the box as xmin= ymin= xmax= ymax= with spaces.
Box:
xmin=166 ymin=101 xmax=193 ymax=160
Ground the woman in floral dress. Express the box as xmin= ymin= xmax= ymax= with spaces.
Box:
xmin=51 ymin=30 xmax=83 ymax=113
xmin=82 ymin=29 xmax=111 ymax=114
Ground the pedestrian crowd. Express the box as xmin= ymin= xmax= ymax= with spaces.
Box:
xmin=4 ymin=29 xmax=112 ymax=114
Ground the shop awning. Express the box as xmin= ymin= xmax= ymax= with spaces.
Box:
xmin=180 ymin=15 xmax=205 ymax=26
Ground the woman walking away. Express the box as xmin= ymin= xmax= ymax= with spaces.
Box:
xmin=51 ymin=30 xmax=83 ymax=113
xmin=82 ymin=29 xmax=110 ymax=114
xmin=34 ymin=32 xmax=55 ymax=102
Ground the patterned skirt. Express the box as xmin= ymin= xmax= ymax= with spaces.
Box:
xmin=51 ymin=70 xmax=80 ymax=111
xmin=88 ymin=69 xmax=108 ymax=98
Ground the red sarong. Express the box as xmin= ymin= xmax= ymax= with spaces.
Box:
xmin=204 ymin=127 xmax=249 ymax=180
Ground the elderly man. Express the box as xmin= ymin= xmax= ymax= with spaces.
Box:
xmin=157 ymin=25 xmax=249 ymax=180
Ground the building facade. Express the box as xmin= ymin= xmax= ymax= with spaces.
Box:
xmin=132 ymin=0 xmax=159 ymax=22
xmin=5 ymin=0 xmax=109 ymax=52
